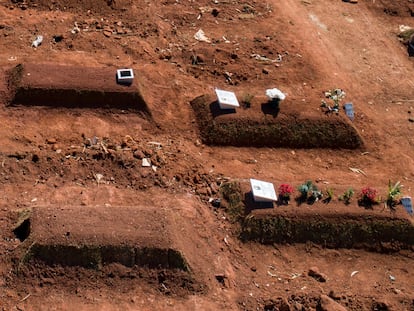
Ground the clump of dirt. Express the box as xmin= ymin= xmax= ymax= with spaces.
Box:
xmin=370 ymin=0 xmax=414 ymax=17
xmin=5 ymin=63 xmax=23 ymax=103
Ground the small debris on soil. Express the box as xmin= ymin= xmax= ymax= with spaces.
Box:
xmin=308 ymin=266 xmax=327 ymax=282
xmin=52 ymin=35 xmax=64 ymax=43
xmin=215 ymin=274 xmax=228 ymax=287
xmin=142 ymin=158 xmax=151 ymax=167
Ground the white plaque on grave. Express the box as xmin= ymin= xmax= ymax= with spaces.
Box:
xmin=250 ymin=178 xmax=277 ymax=202
xmin=215 ymin=88 xmax=240 ymax=109
xmin=116 ymin=68 xmax=134 ymax=84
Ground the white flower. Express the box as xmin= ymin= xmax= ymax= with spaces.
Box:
xmin=266 ymin=88 xmax=286 ymax=101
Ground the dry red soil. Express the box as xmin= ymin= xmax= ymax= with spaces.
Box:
xmin=1 ymin=0 xmax=414 ymax=310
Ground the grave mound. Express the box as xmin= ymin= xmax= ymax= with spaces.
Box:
xmin=191 ymin=94 xmax=364 ymax=149
xmin=14 ymin=206 xmax=189 ymax=271
xmin=221 ymin=181 xmax=414 ymax=251
xmin=6 ymin=63 xmax=151 ymax=114
xmin=241 ymin=208 xmax=414 ymax=251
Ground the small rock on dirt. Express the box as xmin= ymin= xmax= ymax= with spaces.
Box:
xmin=46 ymin=138 xmax=57 ymax=144
xmin=264 ymin=298 xmax=291 ymax=311
xmin=293 ymin=302 xmax=303 ymax=310
xmin=210 ymin=198 xmax=221 ymax=208
xmin=215 ymin=274 xmax=229 ymax=287
xmin=133 ymin=150 xmax=145 ymax=159
xmin=53 ymin=35 xmax=64 ymax=43
xmin=372 ymin=301 xmax=391 ymax=310
xmin=103 ymin=29 xmax=112 ymax=37
xmin=308 ymin=266 xmax=327 ymax=282
xmin=262 ymin=68 xmax=270 ymax=74
xmin=210 ymin=182 xmax=219 ymax=194
xmin=319 ymin=295 xmax=348 ymax=311
xmin=328 ymin=290 xmax=341 ymax=300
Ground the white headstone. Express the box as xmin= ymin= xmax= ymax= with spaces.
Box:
xmin=215 ymin=88 xmax=240 ymax=109
xmin=250 ymin=179 xmax=277 ymax=202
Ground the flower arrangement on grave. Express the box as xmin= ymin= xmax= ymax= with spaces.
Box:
xmin=320 ymin=88 xmax=346 ymax=114
xmin=297 ymin=180 xmax=322 ymax=204
xmin=358 ymin=186 xmax=378 ymax=208
xmin=278 ymin=183 xmax=293 ymax=204
xmin=265 ymin=88 xmax=286 ymax=109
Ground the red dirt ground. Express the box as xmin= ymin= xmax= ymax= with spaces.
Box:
xmin=0 ymin=0 xmax=414 ymax=310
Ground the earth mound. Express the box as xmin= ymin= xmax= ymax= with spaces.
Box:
xmin=6 ymin=63 xmax=150 ymax=113
xmin=14 ymin=205 xmax=190 ymax=271
xmin=191 ymin=94 xmax=364 ymax=149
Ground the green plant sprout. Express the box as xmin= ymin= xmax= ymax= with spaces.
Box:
xmin=386 ymin=180 xmax=402 ymax=210
xmin=323 ymin=188 xmax=334 ymax=204
xmin=339 ymin=188 xmax=354 ymax=205
xmin=241 ymin=93 xmax=254 ymax=109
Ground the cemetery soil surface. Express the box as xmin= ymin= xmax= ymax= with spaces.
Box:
xmin=0 ymin=0 xmax=414 ymax=310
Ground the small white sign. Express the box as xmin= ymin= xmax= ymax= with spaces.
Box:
xmin=250 ymin=178 xmax=277 ymax=202
xmin=116 ymin=68 xmax=134 ymax=84
xmin=215 ymin=88 xmax=240 ymax=109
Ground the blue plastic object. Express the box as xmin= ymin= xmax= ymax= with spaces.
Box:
xmin=344 ymin=102 xmax=354 ymax=121
xmin=401 ymin=197 xmax=413 ymax=215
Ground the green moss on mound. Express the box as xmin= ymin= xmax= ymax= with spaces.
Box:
xmin=240 ymin=214 xmax=414 ymax=250
xmin=24 ymin=244 xmax=189 ymax=271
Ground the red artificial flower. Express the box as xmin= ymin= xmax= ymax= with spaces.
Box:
xmin=361 ymin=186 xmax=377 ymax=202
xmin=278 ymin=183 xmax=293 ymax=198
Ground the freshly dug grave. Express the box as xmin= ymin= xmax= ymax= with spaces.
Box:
xmin=6 ymin=63 xmax=150 ymax=113
xmin=220 ymin=181 xmax=414 ymax=251
xmin=15 ymin=206 xmax=189 ymax=271
xmin=191 ymin=95 xmax=364 ymax=149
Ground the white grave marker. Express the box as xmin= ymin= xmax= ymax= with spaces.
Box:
xmin=116 ymin=68 xmax=134 ymax=84
xmin=250 ymin=178 xmax=277 ymax=202
xmin=215 ymin=88 xmax=240 ymax=109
